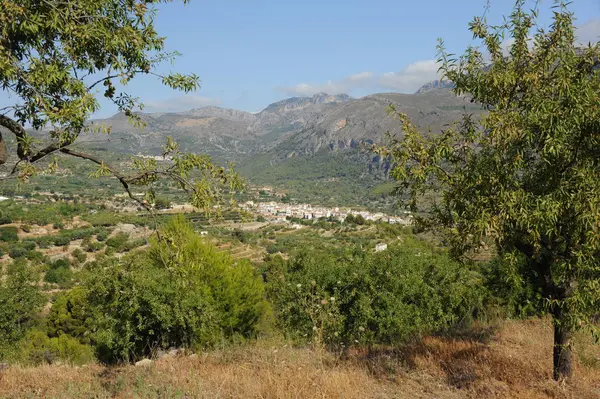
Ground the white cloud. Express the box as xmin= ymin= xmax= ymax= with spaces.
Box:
xmin=378 ymin=60 xmax=440 ymax=92
xmin=276 ymin=72 xmax=376 ymax=97
xmin=143 ymin=95 xmax=220 ymax=112
xmin=347 ymin=72 xmax=374 ymax=81
xmin=275 ymin=20 xmax=600 ymax=99
xmin=576 ymin=19 xmax=600 ymax=45
xmin=276 ymin=63 xmax=440 ymax=97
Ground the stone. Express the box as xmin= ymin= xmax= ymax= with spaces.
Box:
xmin=135 ymin=358 xmax=153 ymax=367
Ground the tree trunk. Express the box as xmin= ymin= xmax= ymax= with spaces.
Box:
xmin=552 ymin=309 xmax=573 ymax=381
xmin=0 ymin=132 xmax=7 ymax=165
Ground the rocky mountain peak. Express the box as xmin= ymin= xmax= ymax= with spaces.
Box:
xmin=415 ymin=80 xmax=454 ymax=94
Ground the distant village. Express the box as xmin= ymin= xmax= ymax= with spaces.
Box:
xmin=240 ymin=200 xmax=413 ymax=225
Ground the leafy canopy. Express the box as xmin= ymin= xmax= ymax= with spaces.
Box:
xmin=379 ymin=1 xmax=600 ymax=341
xmin=0 ymin=0 xmax=243 ymax=213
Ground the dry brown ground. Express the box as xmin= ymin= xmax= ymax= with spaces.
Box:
xmin=0 ymin=319 xmax=599 ymax=399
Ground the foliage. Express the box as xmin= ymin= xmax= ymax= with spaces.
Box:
xmin=105 ymin=232 xmax=130 ymax=250
xmin=72 ymin=248 xmax=87 ymax=264
xmin=0 ymin=260 xmax=45 ymax=358
xmin=82 ymin=216 xmax=267 ymax=363
xmin=0 ymin=226 xmax=18 ymax=242
xmin=12 ymin=330 xmax=94 ymax=366
xmin=377 ymin=1 xmax=600 ymax=380
xmin=0 ymin=202 xmax=87 ymax=226
xmin=263 ymin=238 xmax=485 ymax=347
xmin=46 ymin=287 xmax=94 ymax=345
xmin=0 ymin=0 xmax=243 ymax=219
xmin=0 ymin=213 xmax=11 ymax=225
xmin=44 ymin=258 xmax=74 ymax=288
xmin=8 ymin=246 xmax=27 ymax=259
xmin=154 ymin=197 xmax=171 ymax=210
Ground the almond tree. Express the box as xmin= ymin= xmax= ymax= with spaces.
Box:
xmin=379 ymin=1 xmax=600 ymax=380
xmin=0 ymin=0 xmax=243 ymax=213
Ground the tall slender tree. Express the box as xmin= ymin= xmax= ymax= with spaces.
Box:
xmin=379 ymin=1 xmax=600 ymax=380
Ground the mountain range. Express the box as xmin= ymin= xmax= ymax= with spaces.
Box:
xmin=4 ymin=81 xmax=479 ymax=206
xmin=85 ymin=82 xmax=475 ymax=161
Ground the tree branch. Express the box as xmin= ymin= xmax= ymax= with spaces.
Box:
xmin=0 ymin=114 xmax=27 ymax=159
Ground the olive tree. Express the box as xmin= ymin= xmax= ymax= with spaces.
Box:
xmin=0 ymin=0 xmax=243 ymax=212
xmin=379 ymin=1 xmax=600 ymax=380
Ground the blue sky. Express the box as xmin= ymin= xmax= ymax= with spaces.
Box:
xmin=3 ymin=0 xmax=600 ymax=117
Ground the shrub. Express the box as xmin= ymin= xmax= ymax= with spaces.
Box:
xmin=0 ymin=226 xmax=18 ymax=242
xmin=154 ymin=197 xmax=171 ymax=210
xmin=263 ymin=239 xmax=486 ymax=347
xmin=105 ymin=232 xmax=129 ymax=251
xmin=71 ymin=248 xmax=87 ymax=264
xmin=84 ymin=216 xmax=267 ymax=363
xmin=95 ymin=229 xmax=109 ymax=242
xmin=0 ymin=260 xmax=44 ymax=358
xmin=46 ymin=287 xmax=94 ymax=344
xmin=9 ymin=247 xmax=27 ymax=259
xmin=25 ymin=250 xmax=46 ymax=262
xmin=85 ymin=242 xmax=105 ymax=253
xmin=21 ymin=240 xmax=36 ymax=251
xmin=45 ymin=260 xmax=74 ymax=287
xmin=13 ymin=330 xmax=94 ymax=366
xmin=0 ymin=214 xmax=11 ymax=225
xmin=52 ymin=235 xmax=72 ymax=247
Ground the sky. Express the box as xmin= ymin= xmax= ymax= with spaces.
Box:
xmin=3 ymin=0 xmax=600 ymax=117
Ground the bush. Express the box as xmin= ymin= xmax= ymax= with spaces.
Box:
xmin=263 ymin=239 xmax=486 ymax=347
xmin=0 ymin=226 xmax=18 ymax=242
xmin=21 ymin=240 xmax=36 ymax=251
xmin=85 ymin=242 xmax=105 ymax=252
xmin=71 ymin=248 xmax=87 ymax=264
xmin=13 ymin=330 xmax=94 ymax=366
xmin=0 ymin=214 xmax=11 ymax=225
xmin=46 ymin=287 xmax=94 ymax=344
xmin=84 ymin=216 xmax=267 ymax=363
xmin=0 ymin=260 xmax=44 ymax=358
xmin=52 ymin=235 xmax=72 ymax=247
xmin=95 ymin=229 xmax=109 ymax=242
xmin=154 ymin=197 xmax=171 ymax=210
xmin=45 ymin=259 xmax=74 ymax=287
xmin=25 ymin=250 xmax=46 ymax=262
xmin=9 ymin=246 xmax=29 ymax=259
xmin=105 ymin=232 xmax=129 ymax=251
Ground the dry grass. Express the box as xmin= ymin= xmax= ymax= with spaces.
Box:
xmin=1 ymin=319 xmax=599 ymax=399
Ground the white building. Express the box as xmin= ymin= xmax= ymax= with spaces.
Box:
xmin=375 ymin=243 xmax=388 ymax=252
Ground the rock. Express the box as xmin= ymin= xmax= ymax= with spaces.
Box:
xmin=156 ymin=348 xmax=182 ymax=359
xmin=135 ymin=358 xmax=153 ymax=367
xmin=0 ymin=363 xmax=8 ymax=372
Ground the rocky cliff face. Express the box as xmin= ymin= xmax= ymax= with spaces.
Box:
xmin=415 ymin=80 xmax=454 ymax=94
xmin=78 ymin=86 xmax=475 ymax=164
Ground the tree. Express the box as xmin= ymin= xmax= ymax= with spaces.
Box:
xmin=379 ymin=1 xmax=600 ymax=381
xmin=84 ymin=216 xmax=267 ymax=363
xmin=0 ymin=259 xmax=45 ymax=357
xmin=0 ymin=0 xmax=243 ymax=214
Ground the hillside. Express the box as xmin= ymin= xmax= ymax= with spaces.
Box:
xmin=2 ymin=82 xmax=481 ymax=206
xmin=2 ymin=319 xmax=599 ymax=398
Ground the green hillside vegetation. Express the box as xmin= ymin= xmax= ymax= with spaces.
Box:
xmin=240 ymin=149 xmax=393 ymax=208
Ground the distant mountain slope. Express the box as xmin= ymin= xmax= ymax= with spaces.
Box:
xmin=237 ymin=87 xmax=482 ymax=206
xmin=10 ymin=87 xmax=481 ymax=205
xmin=415 ymin=79 xmax=454 ymax=93
xmin=252 ymin=89 xmax=479 ymax=159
